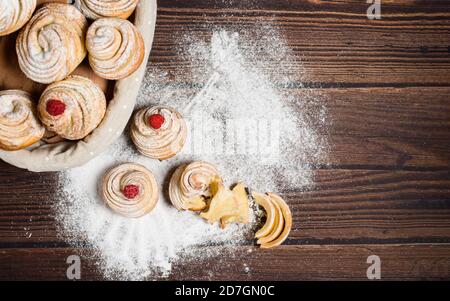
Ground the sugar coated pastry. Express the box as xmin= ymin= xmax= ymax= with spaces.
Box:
xmin=75 ymin=0 xmax=139 ymax=20
xmin=0 ymin=90 xmax=44 ymax=151
xmin=37 ymin=76 xmax=106 ymax=140
xmin=169 ymin=161 xmax=222 ymax=211
xmin=102 ymin=163 xmax=159 ymax=218
xmin=0 ymin=0 xmax=37 ymax=36
xmin=86 ymin=17 xmax=145 ymax=80
xmin=16 ymin=3 xmax=88 ymax=84
xmin=131 ymin=106 xmax=187 ymax=160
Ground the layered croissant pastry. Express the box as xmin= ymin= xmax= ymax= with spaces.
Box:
xmin=37 ymin=76 xmax=106 ymax=140
xmin=16 ymin=3 xmax=88 ymax=84
xmin=86 ymin=18 xmax=145 ymax=80
xmin=0 ymin=0 xmax=36 ymax=36
xmin=169 ymin=161 xmax=222 ymax=211
xmin=0 ymin=90 xmax=45 ymax=151
xmin=131 ymin=106 xmax=187 ymax=160
xmin=75 ymin=0 xmax=139 ymax=20
xmin=102 ymin=163 xmax=159 ymax=218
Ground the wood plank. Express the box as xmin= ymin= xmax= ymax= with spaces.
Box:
xmin=1 ymin=244 xmax=449 ymax=280
xmin=158 ymin=0 xmax=450 ymax=10
xmin=135 ymin=87 xmax=450 ymax=169
xmin=290 ymin=169 xmax=450 ymax=242
xmin=323 ymin=87 xmax=450 ymax=169
xmin=149 ymin=1 xmax=450 ymax=85
xmin=1 ymin=168 xmax=449 ymax=245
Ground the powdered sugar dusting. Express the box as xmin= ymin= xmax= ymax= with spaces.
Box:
xmin=56 ymin=24 xmax=328 ymax=280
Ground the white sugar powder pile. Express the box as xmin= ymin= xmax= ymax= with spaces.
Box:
xmin=56 ymin=25 xmax=328 ymax=280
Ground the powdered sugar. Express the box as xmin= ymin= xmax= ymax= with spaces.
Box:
xmin=56 ymin=25 xmax=328 ymax=280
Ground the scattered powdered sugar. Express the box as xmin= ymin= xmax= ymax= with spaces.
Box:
xmin=56 ymin=147 xmax=256 ymax=280
xmin=55 ymin=24 xmax=328 ymax=280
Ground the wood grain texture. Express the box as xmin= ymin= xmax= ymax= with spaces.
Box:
xmin=1 ymin=245 xmax=449 ymax=280
xmin=1 ymin=0 xmax=450 ymax=280
xmin=152 ymin=0 xmax=450 ymax=86
xmin=1 ymin=168 xmax=449 ymax=246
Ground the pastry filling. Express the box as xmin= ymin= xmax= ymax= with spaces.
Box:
xmin=148 ymin=113 xmax=165 ymax=129
xmin=122 ymin=184 xmax=140 ymax=199
xmin=46 ymin=99 xmax=66 ymax=116
xmin=199 ymin=181 xmax=249 ymax=228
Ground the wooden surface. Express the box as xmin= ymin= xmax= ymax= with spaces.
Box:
xmin=1 ymin=0 xmax=450 ymax=280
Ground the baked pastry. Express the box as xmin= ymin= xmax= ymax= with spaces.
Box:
xmin=169 ymin=161 xmax=222 ymax=211
xmin=75 ymin=0 xmax=139 ymax=20
xmin=42 ymin=130 xmax=65 ymax=144
xmin=0 ymin=90 xmax=44 ymax=151
xmin=131 ymin=106 xmax=187 ymax=160
xmin=102 ymin=163 xmax=159 ymax=218
xmin=200 ymin=183 xmax=249 ymax=228
xmin=16 ymin=3 xmax=88 ymax=84
xmin=252 ymin=192 xmax=292 ymax=249
xmin=86 ymin=18 xmax=145 ymax=80
xmin=37 ymin=76 xmax=106 ymax=140
xmin=0 ymin=0 xmax=36 ymax=36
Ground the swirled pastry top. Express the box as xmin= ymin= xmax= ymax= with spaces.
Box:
xmin=131 ymin=106 xmax=187 ymax=160
xmin=75 ymin=0 xmax=139 ymax=20
xmin=16 ymin=3 xmax=88 ymax=84
xmin=102 ymin=163 xmax=159 ymax=218
xmin=0 ymin=90 xmax=45 ymax=151
xmin=0 ymin=0 xmax=36 ymax=36
xmin=86 ymin=17 xmax=145 ymax=80
xmin=169 ymin=161 xmax=222 ymax=211
xmin=37 ymin=75 xmax=106 ymax=140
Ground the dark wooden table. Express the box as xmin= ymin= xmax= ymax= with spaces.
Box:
xmin=1 ymin=0 xmax=450 ymax=280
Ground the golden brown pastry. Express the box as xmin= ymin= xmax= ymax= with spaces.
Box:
xmin=252 ymin=192 xmax=292 ymax=249
xmin=169 ymin=161 xmax=222 ymax=211
xmin=0 ymin=90 xmax=44 ymax=151
xmin=102 ymin=163 xmax=159 ymax=218
xmin=75 ymin=0 xmax=139 ymax=20
xmin=16 ymin=3 xmax=88 ymax=84
xmin=131 ymin=106 xmax=187 ymax=160
xmin=86 ymin=17 xmax=145 ymax=80
xmin=37 ymin=75 xmax=106 ymax=140
xmin=0 ymin=0 xmax=36 ymax=36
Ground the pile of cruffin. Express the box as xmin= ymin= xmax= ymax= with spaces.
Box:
xmin=169 ymin=161 xmax=293 ymax=248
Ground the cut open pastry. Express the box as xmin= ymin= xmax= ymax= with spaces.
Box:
xmin=220 ymin=183 xmax=249 ymax=228
xmin=200 ymin=181 xmax=239 ymax=224
xmin=199 ymin=181 xmax=250 ymax=228
xmin=169 ymin=161 xmax=222 ymax=211
xmin=253 ymin=192 xmax=277 ymax=239
xmin=168 ymin=162 xmax=250 ymax=228
xmin=252 ymin=191 xmax=292 ymax=249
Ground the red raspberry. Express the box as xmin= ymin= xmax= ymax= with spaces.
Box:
xmin=148 ymin=114 xmax=165 ymax=129
xmin=46 ymin=99 xmax=66 ymax=116
xmin=122 ymin=185 xmax=140 ymax=199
